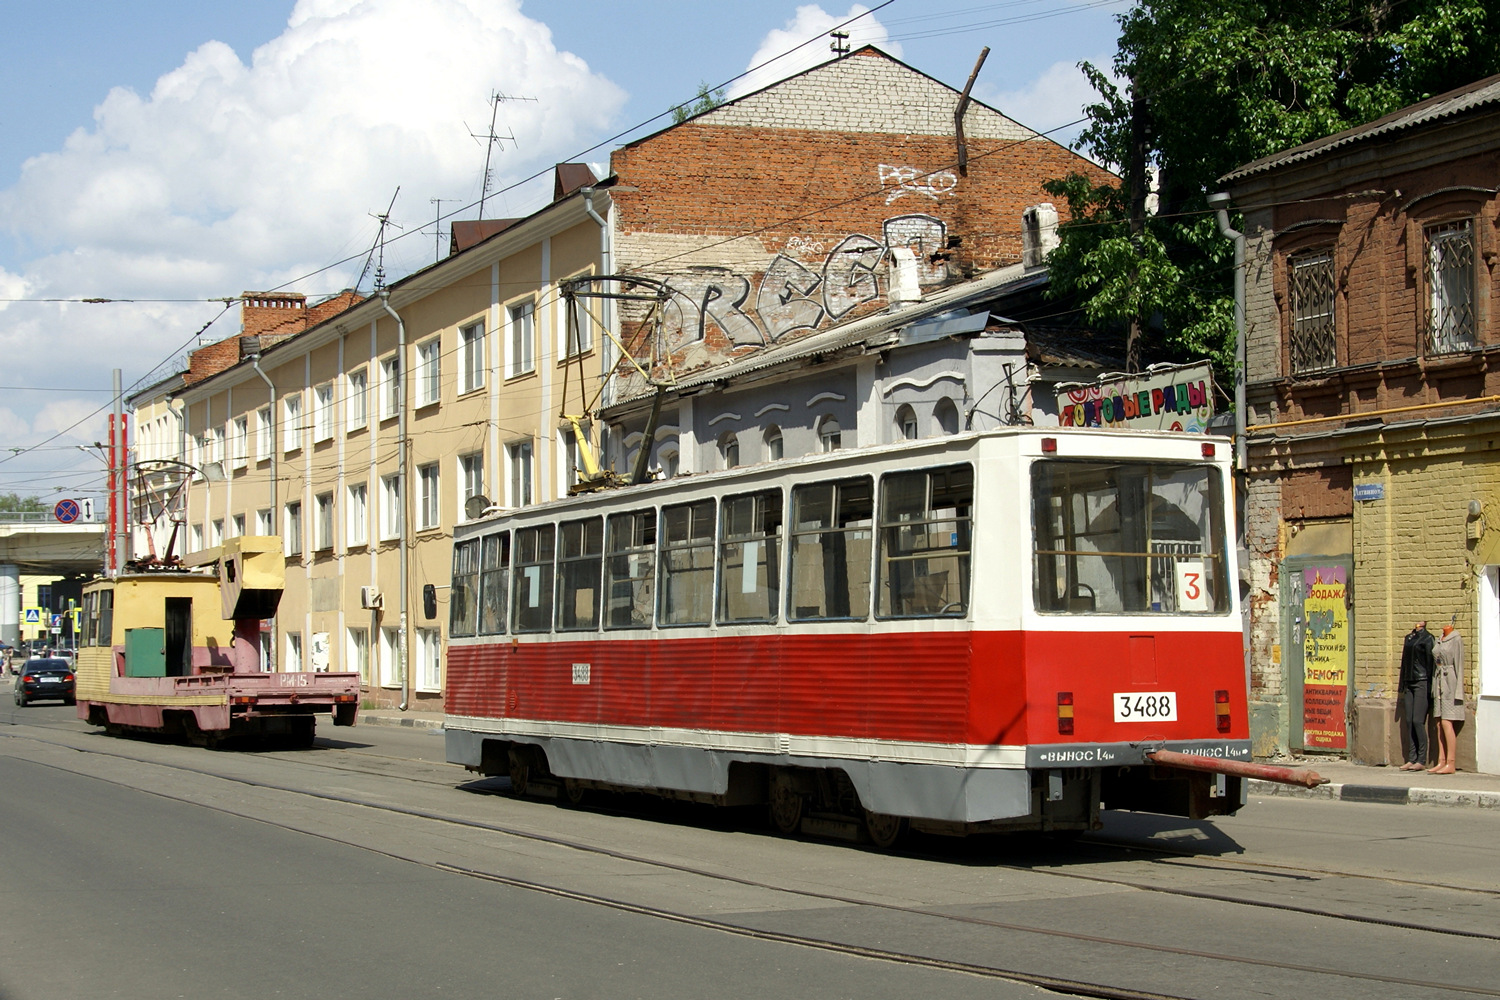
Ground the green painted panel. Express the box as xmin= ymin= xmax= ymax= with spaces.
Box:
xmin=124 ymin=627 xmax=166 ymax=678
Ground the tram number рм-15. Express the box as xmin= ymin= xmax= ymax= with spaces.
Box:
xmin=1114 ymin=692 xmax=1178 ymax=722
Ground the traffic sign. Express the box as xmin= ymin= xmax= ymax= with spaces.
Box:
xmin=54 ymin=498 xmax=80 ymax=524
xmin=49 ymin=614 xmax=62 ymax=629
xmin=23 ymin=608 xmax=41 ymax=625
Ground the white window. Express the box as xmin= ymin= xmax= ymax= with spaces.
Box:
xmin=896 ymin=404 xmax=918 ymax=441
xmin=817 ymin=415 xmax=841 ymax=452
xmin=315 ymin=492 xmax=334 ymax=551
xmin=232 ymin=513 xmax=245 ymax=537
xmin=380 ymin=355 xmax=400 ymax=420
xmin=285 ymin=632 xmax=303 ymax=673
xmin=259 ymin=631 xmax=272 ymax=672
xmin=459 ymin=453 xmax=484 ymax=520
xmin=379 ymin=626 xmax=401 ymax=687
xmin=659 ymin=448 xmax=679 ymax=480
xmin=346 ymin=482 xmax=368 ymax=547
xmin=211 ymin=426 xmax=225 ymax=464
xmin=507 ymin=441 xmax=533 ymax=507
xmin=314 ymin=383 xmax=334 ymax=442
xmin=564 ymin=292 xmax=593 ymax=357
xmin=346 ymin=367 xmax=368 ymax=431
xmin=719 ymin=432 xmax=739 ymax=469
xmin=255 ymin=407 xmax=272 ymax=462
xmin=508 ymin=300 xmax=535 ymax=377
xmin=416 ymin=628 xmax=441 ymax=692
xmin=231 ymin=416 xmax=249 ymax=468
xmin=190 ymin=523 xmax=204 ymax=551
xmin=211 ymin=519 xmax=224 ymax=546
xmin=561 ymin=429 xmax=580 ymax=489
xmin=764 ymin=426 xmax=783 ymax=461
xmin=417 ymin=463 xmax=439 ymax=529
xmin=380 ymin=474 xmax=402 ymax=539
xmin=416 ymin=339 xmax=441 ymax=407
xmin=459 ymin=321 xmax=485 ymax=394
xmin=285 ymin=501 xmax=303 ymax=556
xmin=347 ymin=627 xmax=370 ymax=683
xmin=256 ymin=508 xmax=272 ymax=536
xmin=283 ymin=393 xmax=303 ymax=453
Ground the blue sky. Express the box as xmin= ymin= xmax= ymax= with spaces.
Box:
xmin=0 ymin=0 xmax=1125 ymax=500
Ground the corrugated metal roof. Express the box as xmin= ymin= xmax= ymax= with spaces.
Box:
xmin=1222 ymin=72 xmax=1500 ymax=184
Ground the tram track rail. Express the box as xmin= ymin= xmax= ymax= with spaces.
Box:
xmin=4 ymin=721 xmax=1498 ymax=999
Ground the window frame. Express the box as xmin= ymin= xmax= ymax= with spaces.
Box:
xmin=507 ymin=298 xmax=537 ymax=378
xmin=313 ymin=382 xmax=334 ymax=442
xmin=346 ymin=481 xmax=368 ymax=547
xmin=282 ymin=392 xmax=303 ymax=454
xmin=415 ymin=338 xmax=441 ymax=407
xmin=346 ymin=367 xmax=369 ymax=432
xmin=417 ymin=463 xmax=440 ymax=530
xmin=459 ymin=320 xmax=486 ymax=394
xmin=314 ymin=491 xmax=335 ymax=552
xmin=379 ymin=354 xmax=401 ymax=421
xmin=284 ymin=500 xmax=303 ymax=557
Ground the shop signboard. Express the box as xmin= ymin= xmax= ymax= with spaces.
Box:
xmin=1054 ymin=361 xmax=1216 ymax=433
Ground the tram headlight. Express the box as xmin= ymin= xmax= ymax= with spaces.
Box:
xmin=1057 ymin=691 xmax=1074 ymax=735
xmin=1215 ymin=689 xmax=1231 ymax=733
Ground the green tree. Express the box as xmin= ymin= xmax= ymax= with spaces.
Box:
xmin=0 ymin=493 xmax=47 ymax=513
xmin=1047 ymin=0 xmax=1500 ymax=375
xmin=671 ymin=80 xmax=728 ymax=124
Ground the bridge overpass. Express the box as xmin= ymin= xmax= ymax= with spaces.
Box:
xmin=0 ymin=513 xmax=107 ymax=646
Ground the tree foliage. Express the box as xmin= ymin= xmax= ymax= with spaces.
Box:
xmin=0 ymin=493 xmax=47 ymax=513
xmin=671 ymin=81 xmax=728 ymax=124
xmin=1047 ymin=0 xmax=1500 ymax=375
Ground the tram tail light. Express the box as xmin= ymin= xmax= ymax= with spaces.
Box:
xmin=1041 ymin=437 xmax=1057 ymax=454
xmin=1215 ymin=690 xmax=1231 ymax=733
xmin=1202 ymin=442 xmax=1216 ymax=459
xmin=1057 ymin=691 xmax=1074 ymax=735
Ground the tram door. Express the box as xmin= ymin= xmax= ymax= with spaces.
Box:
xmin=164 ymin=598 xmax=192 ymax=677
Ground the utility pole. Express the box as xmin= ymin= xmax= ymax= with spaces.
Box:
xmin=829 ymin=30 xmax=850 ymax=58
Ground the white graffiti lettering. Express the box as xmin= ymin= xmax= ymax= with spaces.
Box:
xmin=878 ymin=163 xmax=959 ymax=204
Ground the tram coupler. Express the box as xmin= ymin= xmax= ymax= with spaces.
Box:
xmin=1145 ymin=749 xmax=1329 ymax=789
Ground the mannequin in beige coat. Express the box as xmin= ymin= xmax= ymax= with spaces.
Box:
xmin=1430 ymin=624 xmax=1466 ymax=774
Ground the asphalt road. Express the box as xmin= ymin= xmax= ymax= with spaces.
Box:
xmin=3 ymin=700 xmax=1499 ymax=1000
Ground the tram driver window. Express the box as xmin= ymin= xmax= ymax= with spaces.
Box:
xmin=512 ymin=525 xmax=556 ymax=633
xmin=1031 ymin=460 xmax=1228 ymax=614
xmin=478 ymin=533 xmax=510 ymax=635
xmin=556 ymin=517 xmax=603 ymax=630
xmin=718 ymin=490 xmax=782 ymax=624
xmin=659 ymin=499 xmax=714 ymax=626
xmin=876 ymin=465 xmax=972 ymax=618
xmin=604 ymin=510 xmax=656 ymax=629
xmin=450 ymin=539 xmax=480 ymax=637
xmin=789 ymin=477 xmax=873 ymax=620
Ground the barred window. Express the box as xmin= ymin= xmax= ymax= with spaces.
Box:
xmin=1426 ymin=219 xmax=1476 ymax=354
xmin=1288 ymin=249 xmax=1336 ymax=373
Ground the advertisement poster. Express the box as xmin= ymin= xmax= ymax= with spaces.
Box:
xmin=1301 ymin=566 xmax=1349 ymax=749
xmin=1054 ymin=361 xmax=1216 ymax=433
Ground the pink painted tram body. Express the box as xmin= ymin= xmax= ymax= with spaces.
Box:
xmin=445 ymin=428 xmax=1247 ymax=836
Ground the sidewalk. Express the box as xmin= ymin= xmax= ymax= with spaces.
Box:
xmin=351 ymin=710 xmax=1500 ymax=810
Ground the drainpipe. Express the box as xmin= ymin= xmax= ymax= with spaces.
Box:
xmin=1207 ymin=191 xmax=1247 ymax=471
xmin=579 ymin=186 xmax=614 ymax=413
xmin=379 ymin=290 xmax=410 ymax=712
xmin=250 ymin=357 xmax=277 ymax=671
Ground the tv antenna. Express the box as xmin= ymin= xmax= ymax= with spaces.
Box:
xmin=466 ymin=90 xmax=537 ymax=219
xmin=428 ymin=197 xmax=455 ymax=263
xmin=356 ymin=187 xmax=402 ymax=293
xmin=829 ymin=30 xmax=850 ymax=58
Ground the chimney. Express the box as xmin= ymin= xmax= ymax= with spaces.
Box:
xmin=1021 ymin=203 xmax=1059 ymax=268
xmin=241 ymin=292 xmax=308 ymax=338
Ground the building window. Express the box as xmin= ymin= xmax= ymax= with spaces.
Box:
xmin=255 ymin=407 xmax=272 ymax=462
xmin=934 ymin=398 xmax=960 ymax=435
xmin=459 ymin=321 xmax=486 ymax=394
xmin=256 ymin=508 xmax=272 ymax=536
xmin=285 ymin=632 xmax=303 ymax=672
xmin=283 ymin=393 xmax=303 ymax=453
xmin=895 ymin=404 xmax=918 ymax=440
xmin=211 ymin=518 xmax=224 ymax=546
xmin=346 ymin=482 xmax=368 ymax=547
xmin=719 ymin=432 xmax=739 ymax=469
xmin=232 ymin=513 xmax=245 ymax=537
xmin=459 ymin=453 xmax=484 ymax=519
xmin=380 ymin=355 xmax=400 ymax=420
xmin=1426 ymin=219 xmax=1476 ymax=354
xmin=415 ymin=628 xmax=441 ymax=692
xmin=564 ymin=293 xmax=593 ymax=357
xmin=561 ymin=429 xmax=581 ymax=489
xmin=314 ymin=383 xmax=334 ymax=442
xmin=380 ymin=474 xmax=402 ymax=539
xmin=284 ymin=501 xmax=303 ymax=556
xmin=415 ymin=338 xmax=441 ymax=407
xmin=508 ymin=300 xmax=535 ymax=377
xmin=1288 ymin=249 xmax=1337 ymax=373
xmin=315 ymin=492 xmax=334 ymax=551
xmin=347 ymin=627 xmax=370 ymax=683
xmin=231 ymin=416 xmax=249 ymax=468
xmin=508 ymin=441 xmax=533 ymax=507
xmin=211 ymin=426 xmax=225 ymax=464
xmin=191 ymin=523 xmax=204 ymax=552
xmin=659 ymin=448 xmax=679 ymax=479
xmin=379 ymin=626 xmax=401 ymax=687
xmin=417 ymin=463 xmax=439 ymax=529
xmin=764 ymin=426 xmax=783 ymax=461
xmin=347 ymin=368 xmax=368 ymax=431
xmin=817 ymin=415 xmax=841 ymax=452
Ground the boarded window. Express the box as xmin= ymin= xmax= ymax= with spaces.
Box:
xmin=877 ymin=465 xmax=972 ymax=618
xmin=789 ymin=477 xmax=873 ymax=621
xmin=718 ymin=490 xmax=782 ymax=624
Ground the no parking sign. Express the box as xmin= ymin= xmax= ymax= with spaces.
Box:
xmin=53 ymin=499 xmax=80 ymax=524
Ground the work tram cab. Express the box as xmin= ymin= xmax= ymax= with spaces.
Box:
xmin=76 ymin=536 xmax=360 ymax=746
xmin=444 ymin=427 xmax=1248 ymax=843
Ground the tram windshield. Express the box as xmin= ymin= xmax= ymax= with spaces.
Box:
xmin=1032 ymin=460 xmax=1227 ymax=615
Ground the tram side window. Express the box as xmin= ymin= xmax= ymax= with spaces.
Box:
xmin=478 ymin=533 xmax=510 ymax=635
xmin=512 ymin=525 xmax=556 ymax=633
xmin=450 ymin=540 xmax=480 ymax=637
xmin=557 ymin=517 xmax=604 ymax=631
xmin=877 ymin=465 xmax=972 ymax=618
xmin=659 ymin=499 xmax=714 ymax=626
xmin=1031 ymin=460 xmax=1227 ymax=614
xmin=604 ymin=509 xmax=656 ymax=629
xmin=81 ymin=592 xmax=95 ymax=646
xmin=97 ymin=589 xmax=114 ymax=647
xmin=789 ymin=477 xmax=873 ymax=620
xmin=718 ymin=490 xmax=782 ymax=624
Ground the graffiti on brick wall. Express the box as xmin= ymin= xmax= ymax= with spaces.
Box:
xmin=878 ymin=164 xmax=958 ymax=204
xmin=661 ymin=213 xmax=947 ymax=352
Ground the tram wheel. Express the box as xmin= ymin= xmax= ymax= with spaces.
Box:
xmin=561 ymin=777 xmax=588 ymax=807
xmin=863 ymin=809 xmax=908 ymax=850
xmin=507 ymin=747 xmax=531 ymax=797
xmin=768 ymin=773 xmax=804 ymax=836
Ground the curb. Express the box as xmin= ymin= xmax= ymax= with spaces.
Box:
xmin=358 ymin=714 xmax=445 ymax=732
xmin=1248 ymin=779 xmax=1500 ymax=808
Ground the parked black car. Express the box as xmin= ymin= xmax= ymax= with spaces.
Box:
xmin=14 ymin=658 xmax=75 ymax=706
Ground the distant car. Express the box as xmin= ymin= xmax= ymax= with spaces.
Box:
xmin=52 ymin=648 xmax=76 ymax=664
xmin=14 ymin=658 xmax=75 ymax=706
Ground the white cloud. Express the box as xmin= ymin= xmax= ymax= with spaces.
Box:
xmin=0 ymin=0 xmax=626 ymax=448
xmin=980 ymin=57 xmax=1119 ymax=155
xmin=729 ymin=5 xmax=900 ymax=100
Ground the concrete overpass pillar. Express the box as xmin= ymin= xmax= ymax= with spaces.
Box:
xmin=0 ymin=563 xmax=18 ymax=647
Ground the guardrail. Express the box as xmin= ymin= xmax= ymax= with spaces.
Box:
xmin=0 ymin=511 xmax=101 ymax=524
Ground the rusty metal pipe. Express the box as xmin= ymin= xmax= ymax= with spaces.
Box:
xmin=1146 ymin=749 xmax=1329 ymax=788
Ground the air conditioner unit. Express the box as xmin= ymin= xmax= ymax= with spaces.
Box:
xmin=361 ymin=587 xmax=383 ymax=610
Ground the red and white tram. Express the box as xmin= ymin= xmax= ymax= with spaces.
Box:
xmin=443 ymin=426 xmax=1250 ymax=841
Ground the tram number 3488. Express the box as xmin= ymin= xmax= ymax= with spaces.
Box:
xmin=1114 ymin=692 xmax=1178 ymax=722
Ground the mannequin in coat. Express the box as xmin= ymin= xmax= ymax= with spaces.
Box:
xmin=1397 ymin=621 xmax=1436 ymax=770
xmin=1430 ymin=624 xmax=1466 ymax=774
